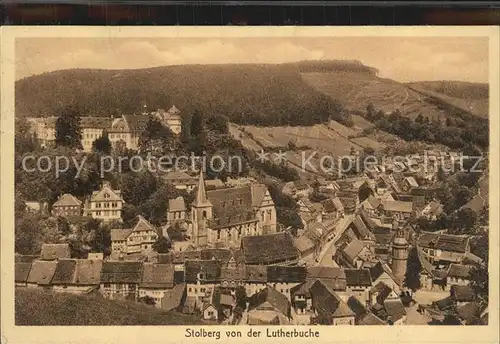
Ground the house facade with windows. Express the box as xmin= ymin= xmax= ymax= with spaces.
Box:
xmin=84 ymin=181 xmax=124 ymax=221
xmin=99 ymin=261 xmax=143 ymax=300
xmin=110 ymin=216 xmax=159 ymax=255
xmin=51 ymin=193 xmax=82 ymax=217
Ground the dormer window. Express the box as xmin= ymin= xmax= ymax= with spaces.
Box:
xmin=104 ymin=193 xmax=110 ymax=199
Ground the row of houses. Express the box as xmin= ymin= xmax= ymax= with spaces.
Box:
xmin=26 ymin=181 xmax=125 ymax=222
xmin=15 ymin=249 xmax=407 ymax=325
xmin=27 ymin=105 xmax=182 ymax=152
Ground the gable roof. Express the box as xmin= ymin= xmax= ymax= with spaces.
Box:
xmin=347 ymin=296 xmax=368 ymax=320
xmin=247 ymin=286 xmax=291 ymax=317
xmin=383 ymin=299 xmax=406 ymax=322
xmin=310 ymin=280 xmax=354 ymax=321
xmin=52 ymin=193 xmax=82 ymax=207
xmin=294 ymin=235 xmax=316 ymax=253
xmin=352 ymin=216 xmax=376 ymax=241
xmin=245 ymin=265 xmax=267 ymax=282
xmin=80 ymin=116 xmax=113 ymax=129
xmin=267 ymin=266 xmax=307 ymax=283
xmin=322 ymin=197 xmax=344 ymax=213
xmin=342 ymin=239 xmax=366 ymax=262
xmin=140 ymin=263 xmax=175 ymax=288
xmin=345 ymin=269 xmax=372 ymax=287
xmin=52 ymin=259 xmax=102 ymax=285
xmin=168 ymin=196 xmax=186 ymax=212
xmin=15 ymin=262 xmax=32 ymax=283
xmin=359 ymin=312 xmax=386 ymax=325
xmin=241 ymin=232 xmax=298 ymax=265
xmin=111 ymin=228 xmax=133 ymax=241
xmin=200 ymin=248 xmax=233 ymax=264
xmin=221 ymin=265 xmax=247 ymax=281
xmin=100 ymin=261 xmax=143 ymax=283
xmin=40 ymin=243 xmax=71 ymax=261
xmin=435 ymin=234 xmax=469 ymax=253
xmin=250 ymin=184 xmax=268 ymax=207
xmin=380 ymin=200 xmax=413 ymax=213
xmin=27 ymin=260 xmax=58 ymax=285
xmin=161 ymin=283 xmax=186 ymax=311
xmin=132 ymin=215 xmax=157 ymax=233
xmin=91 ymin=183 xmax=123 ymax=202
xmin=451 ymin=285 xmax=475 ymax=302
xmin=207 ymin=186 xmax=256 ymax=228
xmin=123 ymin=114 xmax=150 ymax=132
xmin=447 ymin=264 xmax=473 ymax=279
xmin=184 ymin=260 xmax=221 ymax=283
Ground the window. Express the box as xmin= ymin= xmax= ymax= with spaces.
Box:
xmin=104 ymin=193 xmax=110 ymax=199
xmin=208 ymin=311 xmax=214 ymax=317
xmin=189 ymin=288 xmax=192 ymax=292
xmin=202 ymin=210 xmax=207 ymax=219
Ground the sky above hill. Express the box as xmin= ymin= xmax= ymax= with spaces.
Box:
xmin=16 ymin=37 xmax=488 ymax=83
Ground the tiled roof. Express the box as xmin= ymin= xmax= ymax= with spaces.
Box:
xmin=342 ymin=239 xmax=365 ymax=262
xmin=310 ymin=280 xmax=354 ymax=321
xmin=294 ymin=235 xmax=315 ymax=253
xmin=383 ymin=299 xmax=406 ymax=322
xmin=40 ymin=243 xmax=71 ymax=261
xmin=52 ymin=193 xmax=82 ymax=207
xmin=447 ymin=264 xmax=473 ymax=279
xmin=111 ymin=228 xmax=133 ymax=241
xmin=51 ymin=259 xmax=77 ymax=284
xmin=15 ymin=254 xmax=38 ymax=263
xmin=435 ymin=234 xmax=469 ymax=253
xmin=207 ymin=186 xmax=255 ymax=228
xmin=140 ymin=263 xmax=175 ymax=288
xmin=200 ymin=248 xmax=233 ymax=264
xmin=220 ymin=265 xmax=247 ymax=281
xmin=250 ymin=184 xmax=268 ymax=207
xmin=241 ymin=232 xmax=298 ymax=265
xmin=245 ymin=265 xmax=267 ymax=282
xmin=80 ymin=116 xmax=113 ymax=129
xmin=123 ymin=114 xmax=149 ymax=131
xmin=248 ymin=286 xmax=290 ymax=317
xmin=352 ymin=216 xmax=375 ymax=241
xmin=100 ymin=261 xmax=143 ymax=284
xmin=164 ymin=171 xmax=196 ymax=181
xmin=307 ymin=266 xmax=346 ymax=280
xmin=168 ymin=196 xmax=186 ymax=212
xmin=359 ymin=312 xmax=386 ymax=325
xmin=345 ymin=269 xmax=372 ymax=287
xmin=380 ymin=200 xmax=413 ymax=213
xmin=90 ymin=183 xmax=123 ymax=202
xmin=456 ymin=302 xmax=481 ymax=324
xmin=15 ymin=262 xmax=32 ymax=283
xmin=184 ymin=260 xmax=221 ymax=283
xmin=27 ymin=260 xmax=58 ymax=285
xmin=451 ymin=285 xmax=475 ymax=302
xmin=161 ymin=283 xmax=186 ymax=311
xmin=347 ymin=296 xmax=368 ymax=320
xmin=322 ymin=197 xmax=344 ymax=213
xmin=132 ymin=215 xmax=157 ymax=233
xmin=267 ymin=266 xmax=307 ymax=283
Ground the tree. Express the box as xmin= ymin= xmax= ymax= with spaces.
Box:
xmin=55 ymin=106 xmax=82 ymax=149
xmin=358 ymin=182 xmax=374 ymax=203
xmin=469 ymin=262 xmax=488 ymax=304
xmin=206 ymin=114 xmax=229 ymax=134
xmin=404 ymin=247 xmax=422 ymax=292
xmin=139 ymin=296 xmax=156 ymax=306
xmin=235 ymin=286 xmax=247 ymax=310
xmin=15 ymin=117 xmax=37 ymax=155
xmin=152 ymin=236 xmax=171 ymax=254
xmin=56 ymin=216 xmax=72 ymax=235
xmin=92 ymin=130 xmax=112 ymax=155
xmin=138 ymin=117 xmax=175 ymax=153
xmin=449 ymin=208 xmax=478 ymax=235
xmin=190 ymin=110 xmax=204 ymax=137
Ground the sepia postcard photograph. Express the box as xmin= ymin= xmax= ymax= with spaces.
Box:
xmin=1 ymin=26 xmax=499 ymax=344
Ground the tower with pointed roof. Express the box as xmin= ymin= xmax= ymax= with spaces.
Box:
xmin=391 ymin=227 xmax=409 ymax=285
xmin=191 ymin=170 xmax=212 ymax=246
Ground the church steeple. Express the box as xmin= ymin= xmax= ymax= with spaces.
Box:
xmin=193 ymin=169 xmax=211 ymax=208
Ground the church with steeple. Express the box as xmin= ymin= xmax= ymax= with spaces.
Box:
xmin=189 ymin=170 xmax=277 ymax=247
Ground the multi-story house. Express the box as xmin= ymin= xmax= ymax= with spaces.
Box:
xmin=84 ymin=181 xmax=124 ymax=221
xmin=110 ymin=216 xmax=159 ymax=255
xmin=80 ymin=117 xmax=113 ymax=152
xmin=139 ymin=263 xmax=175 ymax=307
xmin=99 ymin=261 xmax=143 ymax=300
xmin=51 ymin=259 xmax=102 ymax=294
xmin=266 ymin=266 xmax=307 ymax=301
xmin=184 ymin=259 xmax=221 ymax=308
xmin=51 ymin=193 xmax=82 ymax=217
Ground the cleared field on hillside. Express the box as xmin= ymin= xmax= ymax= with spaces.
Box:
xmin=234 ymin=121 xmax=384 ymax=157
xmin=301 ymin=72 xmax=458 ymax=121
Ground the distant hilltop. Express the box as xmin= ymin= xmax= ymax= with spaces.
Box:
xmin=285 ymin=59 xmax=379 ymax=76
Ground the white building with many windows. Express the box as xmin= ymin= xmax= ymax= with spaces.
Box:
xmin=84 ymin=181 xmax=124 ymax=221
